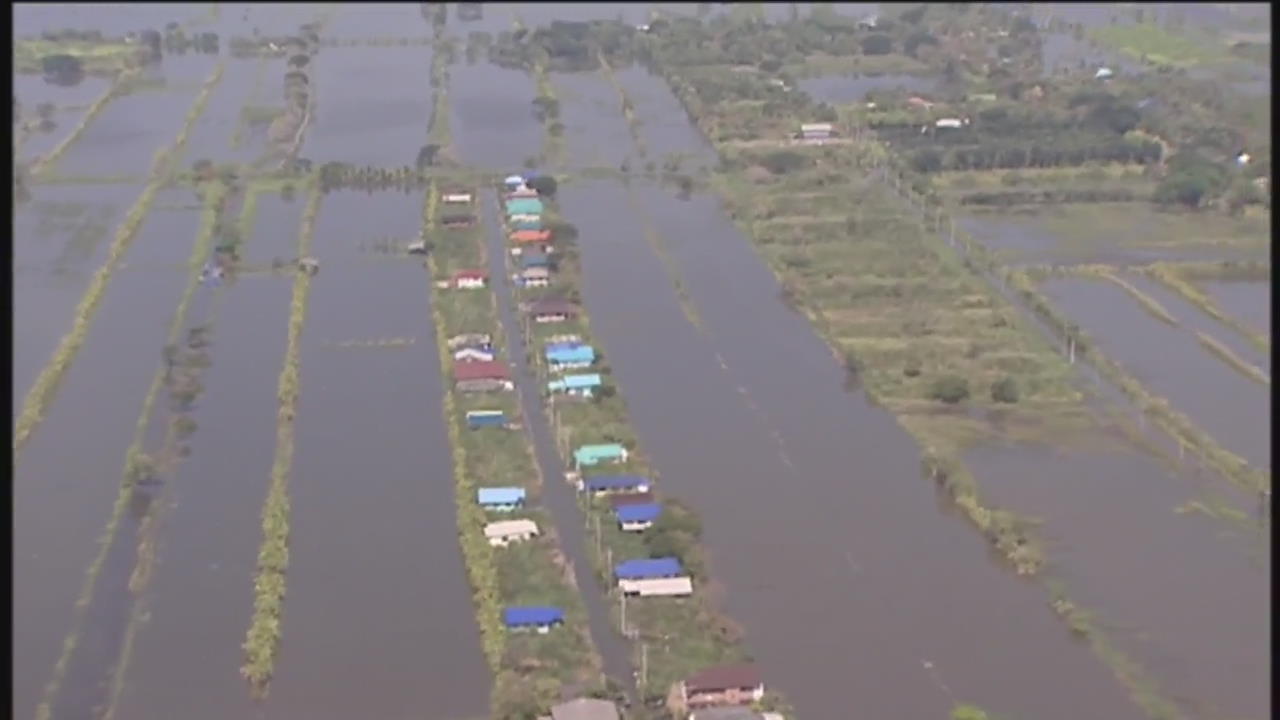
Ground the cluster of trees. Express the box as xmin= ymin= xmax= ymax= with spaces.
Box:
xmin=641 ymin=499 xmax=705 ymax=576
xmin=317 ymin=162 xmax=425 ymax=192
xmin=456 ymin=2 xmax=481 ymax=22
xmin=489 ymin=19 xmax=638 ymax=72
xmin=958 ymin=187 xmax=1142 ymax=207
xmin=925 ymin=374 xmax=1019 ymax=404
xmin=162 ymin=23 xmax=219 ymax=54
xmin=908 ymin=136 xmax=1162 ymax=173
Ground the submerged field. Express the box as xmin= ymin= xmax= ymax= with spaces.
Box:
xmin=14 ymin=5 xmax=1271 ymax=720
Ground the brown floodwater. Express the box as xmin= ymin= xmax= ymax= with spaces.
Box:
xmin=110 ymin=195 xmax=302 ymax=720
xmin=260 ymin=190 xmax=490 ymax=720
xmin=1041 ymin=277 xmax=1270 ymax=471
xmin=558 ymin=178 xmax=1147 ymax=720
xmin=13 ymin=192 xmax=203 ymax=720
xmin=966 ymin=443 xmax=1270 ymax=720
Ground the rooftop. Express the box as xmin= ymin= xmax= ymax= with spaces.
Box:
xmin=503 ymin=606 xmax=564 ymax=627
xmin=550 ymin=698 xmax=621 ymax=720
xmin=585 ymin=475 xmax=650 ymax=492
xmin=454 ymin=360 xmax=511 ymax=382
xmin=614 ymin=556 xmax=683 ymax=580
xmin=608 ymin=492 xmax=654 ymax=508
xmin=484 ymin=519 xmax=538 ymax=539
xmin=477 ymin=486 xmax=526 ymax=505
xmin=686 ymin=664 xmax=764 ymax=694
xmin=616 ymin=503 xmax=662 ymax=523
xmin=528 ymin=297 xmax=579 ymax=316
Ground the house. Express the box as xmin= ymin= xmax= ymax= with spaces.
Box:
xmin=546 ymin=697 xmax=621 ymax=720
xmin=678 ymin=664 xmax=766 ymax=711
xmin=503 ymin=174 xmax=526 ymax=191
xmin=466 ymin=409 xmax=507 ymax=429
xmin=546 ymin=343 xmax=595 ymax=370
xmin=548 ymin=373 xmax=603 ymax=397
xmin=517 ymin=266 xmax=552 ymax=287
xmin=1095 ymin=67 xmax=1114 ymax=79
xmin=442 ymin=212 xmax=477 ymax=228
xmin=454 ymin=360 xmax=514 ymax=393
xmin=690 ymin=709 xmax=783 ymax=720
xmin=448 ymin=333 xmax=492 ymax=350
xmin=507 ymin=186 xmax=540 ymax=199
xmin=449 ymin=270 xmax=488 ymax=289
xmin=484 ymin=518 xmax=539 ymax=546
xmin=511 ymin=215 xmax=543 ymax=231
xmin=608 ymin=491 xmax=654 ymax=509
xmin=580 ymin=474 xmax=650 ymax=495
xmin=506 ymin=197 xmax=544 ymax=216
xmin=527 ymin=297 xmax=579 ymax=324
xmin=503 ymin=606 xmax=564 ymax=633
xmin=519 ymin=249 xmax=551 ymax=270
xmin=618 ymin=576 xmax=694 ymax=598
xmin=616 ymin=502 xmax=662 ymax=531
xmin=477 ymin=486 xmax=526 ymax=512
xmin=547 ymin=334 xmax=583 ymax=345
xmin=799 ymin=122 xmax=833 ymax=141
xmin=573 ymin=443 xmax=628 ymax=468
xmin=511 ymin=228 xmax=553 ymax=245
xmin=614 ymin=556 xmax=683 ymax=581
xmin=935 ymin=117 xmax=965 ymax=129
xmin=455 ymin=346 xmax=496 ymax=363
xmin=442 ymin=189 xmax=474 ymax=204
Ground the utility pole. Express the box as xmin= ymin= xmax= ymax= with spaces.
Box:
xmin=620 ymin=591 xmax=627 ymax=636
xmin=595 ymin=515 xmax=602 ymax=556
xmin=640 ymin=642 xmax=648 ymax=689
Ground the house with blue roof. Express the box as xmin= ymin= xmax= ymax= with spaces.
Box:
xmin=503 ymin=606 xmax=565 ymax=633
xmin=503 ymin=175 xmax=525 ymax=191
xmin=518 ymin=249 xmax=550 ymax=270
xmin=466 ymin=410 xmax=507 ymax=430
xmin=573 ymin=443 xmax=628 ymax=468
xmin=548 ymin=373 xmax=603 ymax=398
xmin=614 ymin=557 xmax=683 ymax=580
xmin=580 ymin=475 xmax=651 ymax=496
xmin=477 ymin=486 xmax=526 ymax=512
xmin=545 ymin=343 xmax=595 ymax=371
xmin=616 ymin=502 xmax=662 ymax=532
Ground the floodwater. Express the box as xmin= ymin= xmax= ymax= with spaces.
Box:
xmin=13 ymin=2 xmax=206 ymax=36
xmin=966 ymin=443 xmax=1270 ymax=720
xmin=1041 ymin=277 xmax=1270 ymax=471
xmin=15 ymin=74 xmax=115 ymax=163
xmin=323 ymin=2 xmax=431 ymax=40
xmin=110 ymin=195 xmax=301 ymax=720
xmin=1201 ymin=281 xmax=1271 ymax=341
xmin=611 ymin=64 xmax=716 ymax=165
xmin=799 ymin=73 xmax=940 ymax=105
xmin=54 ymin=83 xmax=203 ymax=177
xmin=560 ymin=179 xmax=1146 ymax=720
xmin=447 ymin=61 xmax=542 ymax=172
xmin=177 ymin=58 xmax=263 ymax=167
xmin=262 ymin=191 xmax=490 ymax=720
xmin=552 ymin=70 xmax=635 ymax=170
xmin=13 ymin=191 xmax=202 ymax=720
xmin=13 ymin=183 xmax=143 ymax=413
xmin=300 ymin=45 xmax=434 ymax=166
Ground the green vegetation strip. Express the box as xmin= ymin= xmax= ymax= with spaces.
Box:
xmin=425 ymin=184 xmax=609 ymax=717
xmin=240 ymin=180 xmax=321 ymax=696
xmin=33 ymin=179 xmax=230 ymax=720
xmin=28 ymin=73 xmax=129 ymax=178
xmin=507 ymin=193 xmax=795 ymax=715
xmin=1193 ymin=331 xmax=1270 ymax=386
xmin=1144 ymin=262 xmax=1270 ymax=354
xmin=14 ymin=63 xmax=226 ymax=461
xmin=597 ymin=51 xmax=647 ymax=159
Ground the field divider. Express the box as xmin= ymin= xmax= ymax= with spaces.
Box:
xmin=28 ymin=72 xmax=132 ymax=179
xmin=1143 ymin=262 xmax=1270 ymax=354
xmin=239 ymin=179 xmax=322 ymax=696
xmin=1193 ymin=331 xmax=1270 ymax=386
xmin=15 ymin=62 xmax=225 ymax=461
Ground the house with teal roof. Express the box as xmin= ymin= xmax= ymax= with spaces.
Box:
xmin=573 ymin=443 xmax=628 ymax=468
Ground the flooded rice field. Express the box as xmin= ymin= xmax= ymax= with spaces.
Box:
xmin=13 ymin=2 xmax=207 ymax=36
xmin=1040 ymin=277 xmax=1270 ymax=471
xmin=1122 ymin=273 xmax=1269 ymax=375
xmin=15 ymin=74 xmax=115 ymax=163
xmin=177 ymin=59 xmax=262 ymax=166
xmin=561 ymin=179 xmax=1145 ymax=720
xmin=552 ymin=71 xmax=634 ymax=170
xmin=110 ymin=194 xmax=300 ymax=720
xmin=261 ymin=191 xmax=490 ymax=720
xmin=323 ymin=3 xmax=432 ymax=40
xmin=13 ymin=190 xmax=202 ymax=720
xmin=965 ymin=443 xmax=1270 ymax=720
xmin=13 ymin=183 xmax=143 ymax=412
xmin=612 ymin=64 xmax=716 ymax=165
xmin=448 ymin=62 xmax=542 ymax=171
xmin=54 ymin=84 xmax=203 ymax=178
xmin=300 ymin=46 xmax=434 ymax=166
xmin=1201 ymin=281 xmax=1271 ymax=341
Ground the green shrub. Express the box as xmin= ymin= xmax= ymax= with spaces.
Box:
xmin=991 ymin=376 xmax=1020 ymax=403
xmin=928 ymin=375 xmax=970 ymax=404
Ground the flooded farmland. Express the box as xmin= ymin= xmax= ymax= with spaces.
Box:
xmin=611 ymin=64 xmax=715 ymax=164
xmin=553 ymin=71 xmax=634 ymax=170
xmin=54 ymin=84 xmax=204 ymax=178
xmin=560 ymin=180 xmax=1145 ymax=720
xmin=1040 ymin=277 xmax=1270 ymax=470
xmin=448 ymin=62 xmax=542 ymax=172
xmin=1202 ymin=281 xmax=1271 ymax=340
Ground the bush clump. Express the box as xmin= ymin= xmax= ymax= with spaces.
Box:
xmin=990 ymin=376 xmax=1019 ymax=403
xmin=928 ymin=374 xmax=970 ymax=404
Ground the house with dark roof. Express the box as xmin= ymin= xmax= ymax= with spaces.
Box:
xmin=454 ymin=360 xmax=514 ymax=393
xmin=581 ymin=474 xmax=650 ymax=496
xmin=526 ymin=297 xmax=579 ymax=324
xmin=608 ymin=491 xmax=654 ymax=509
xmin=677 ymin=664 xmax=765 ymax=712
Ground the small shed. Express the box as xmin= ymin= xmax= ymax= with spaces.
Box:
xmin=935 ymin=117 xmax=965 ymax=129
xmin=451 ymin=270 xmax=487 ymax=289
xmin=455 ymin=346 xmax=496 ymax=363
xmin=503 ymin=606 xmax=564 ymax=632
xmin=503 ymin=174 xmax=525 ymax=190
xmin=477 ymin=486 xmax=526 ymax=512
xmin=615 ymin=556 xmax=682 ymax=581
xmin=518 ymin=266 xmax=552 ymax=288
xmin=581 ymin=474 xmax=650 ymax=495
xmin=616 ymin=502 xmax=662 ymax=531
xmin=1095 ymin=66 xmax=1114 ymax=79
xmin=619 ymin=576 xmax=694 ymax=598
xmin=546 ymin=343 xmax=595 ymax=370
xmin=442 ymin=189 xmax=474 ymax=204
xmin=527 ymin=297 xmax=579 ymax=324
xmin=442 ymin=212 xmax=477 ymax=228
xmin=799 ymin=122 xmax=833 ymax=140
xmin=549 ymin=697 xmax=621 ymax=720
xmin=573 ymin=443 xmax=628 ymax=468
xmin=608 ymin=492 xmax=654 ymax=509
xmin=547 ymin=333 xmax=583 ymax=345
xmin=548 ymin=373 xmax=603 ymax=397
xmin=484 ymin=518 xmax=539 ymax=546
xmin=681 ymin=664 xmax=765 ymax=710
xmin=466 ymin=409 xmax=507 ymax=429
xmin=511 ymin=228 xmax=553 ymax=244
xmin=448 ymin=333 xmax=492 ymax=350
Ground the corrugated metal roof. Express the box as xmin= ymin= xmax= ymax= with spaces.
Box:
xmin=614 ymin=556 xmax=682 ymax=579
xmin=608 ymin=492 xmax=653 ymax=508
xmin=685 ymin=664 xmax=763 ymax=694
xmin=454 ymin=360 xmax=510 ymax=381
xmin=546 ymin=344 xmax=595 ymax=362
xmin=550 ymin=698 xmax=622 ymax=720
xmin=562 ymin=373 xmax=601 ymax=388
xmin=616 ymin=503 xmax=662 ymax=523
xmin=477 ymin=487 xmax=526 ymax=505
xmin=503 ymin=606 xmax=564 ymax=626
xmin=528 ymin=297 xmax=578 ymax=316
xmin=619 ymin=576 xmax=694 ymax=597
xmin=574 ymin=443 xmax=626 ymax=465
xmin=585 ymin=475 xmax=649 ymax=492
xmin=484 ymin=519 xmax=539 ymax=539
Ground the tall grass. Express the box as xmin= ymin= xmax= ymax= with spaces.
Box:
xmin=14 ymin=63 xmax=226 ymax=460
xmin=240 ymin=180 xmax=321 ymax=695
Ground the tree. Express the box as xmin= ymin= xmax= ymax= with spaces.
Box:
xmin=990 ymin=376 xmax=1019 ymax=403
xmin=41 ymin=54 xmax=83 ymax=82
xmin=526 ymin=174 xmax=558 ymax=198
xmin=861 ymin=34 xmax=893 ymax=55
xmin=287 ymin=53 xmax=309 ymax=68
xmin=928 ymin=375 xmax=970 ymax=404
xmin=192 ymin=158 xmax=215 ymax=181
xmin=760 ymin=150 xmax=810 ymax=175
